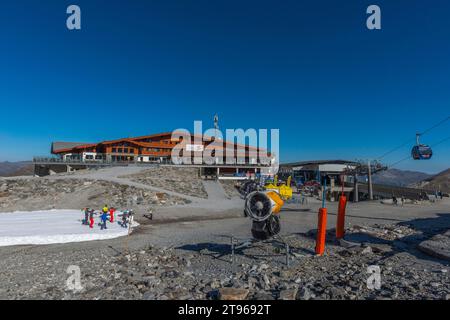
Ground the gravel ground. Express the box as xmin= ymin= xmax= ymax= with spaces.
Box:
xmin=0 ymin=220 xmax=449 ymax=300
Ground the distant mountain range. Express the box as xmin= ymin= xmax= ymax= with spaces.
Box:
xmin=0 ymin=161 xmax=34 ymax=177
xmin=371 ymin=169 xmax=433 ymax=187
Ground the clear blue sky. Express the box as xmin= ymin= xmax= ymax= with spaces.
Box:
xmin=0 ymin=0 xmax=449 ymax=173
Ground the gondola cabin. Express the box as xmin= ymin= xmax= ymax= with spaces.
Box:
xmin=411 ymin=145 xmax=433 ymax=160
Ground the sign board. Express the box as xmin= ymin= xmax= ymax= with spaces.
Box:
xmin=186 ymin=144 xmax=204 ymax=152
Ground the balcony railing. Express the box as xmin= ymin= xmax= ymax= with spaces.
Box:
xmin=33 ymin=156 xmax=271 ymax=167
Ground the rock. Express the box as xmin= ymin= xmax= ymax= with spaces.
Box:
xmin=417 ymin=233 xmax=450 ymax=261
xmin=209 ymin=280 xmax=221 ymax=289
xmin=218 ymin=288 xmax=249 ymax=300
xmin=298 ymin=287 xmax=312 ymax=300
xmin=253 ymin=292 xmax=275 ymax=300
xmin=142 ymin=291 xmax=156 ymax=300
xmin=279 ymin=288 xmax=298 ymax=300
xmin=262 ymin=275 xmax=270 ymax=287
xmin=361 ymin=246 xmax=372 ymax=255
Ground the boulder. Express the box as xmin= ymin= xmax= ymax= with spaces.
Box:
xmin=218 ymin=287 xmax=249 ymax=300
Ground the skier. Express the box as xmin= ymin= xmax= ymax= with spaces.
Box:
xmin=102 ymin=204 xmax=109 ymax=215
xmin=89 ymin=209 xmax=96 ymax=229
xmin=82 ymin=208 xmax=90 ymax=225
xmin=128 ymin=209 xmax=135 ymax=227
xmin=392 ymin=195 xmax=398 ymax=206
xmin=120 ymin=210 xmax=129 ymax=228
xmin=100 ymin=210 xmax=108 ymax=230
xmin=109 ymin=207 xmax=115 ymax=223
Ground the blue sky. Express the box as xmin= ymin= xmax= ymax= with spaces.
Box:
xmin=0 ymin=0 xmax=449 ymax=173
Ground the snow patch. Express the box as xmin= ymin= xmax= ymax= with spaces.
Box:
xmin=0 ymin=209 xmax=137 ymax=247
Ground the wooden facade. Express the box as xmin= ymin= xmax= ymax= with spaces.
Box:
xmin=52 ymin=132 xmax=270 ymax=165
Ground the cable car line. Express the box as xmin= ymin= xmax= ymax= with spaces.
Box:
xmin=388 ymin=134 xmax=450 ymax=169
xmin=377 ymin=115 xmax=450 ymax=160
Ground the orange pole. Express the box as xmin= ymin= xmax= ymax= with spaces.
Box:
xmin=315 ymin=207 xmax=328 ymax=255
xmin=336 ymin=195 xmax=347 ymax=239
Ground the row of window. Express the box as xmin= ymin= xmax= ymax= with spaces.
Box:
xmin=144 ymin=147 xmax=167 ymax=152
xmin=111 ymin=148 xmax=135 ymax=154
xmin=142 ymin=139 xmax=172 ymax=144
xmin=85 ymin=155 xmax=104 ymax=160
xmin=111 ymin=156 xmax=134 ymax=161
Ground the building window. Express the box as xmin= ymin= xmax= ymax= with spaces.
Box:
xmin=124 ymin=148 xmax=129 ymax=153
xmin=129 ymin=148 xmax=134 ymax=153
xmin=118 ymin=148 xmax=123 ymax=153
xmin=112 ymin=148 xmax=117 ymax=153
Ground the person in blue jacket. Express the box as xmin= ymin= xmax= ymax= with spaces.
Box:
xmin=100 ymin=210 xmax=108 ymax=230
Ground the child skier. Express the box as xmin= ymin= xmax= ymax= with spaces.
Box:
xmin=109 ymin=207 xmax=115 ymax=223
xmin=89 ymin=209 xmax=96 ymax=229
xmin=100 ymin=210 xmax=108 ymax=230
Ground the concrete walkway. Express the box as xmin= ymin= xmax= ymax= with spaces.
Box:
xmin=202 ymin=180 xmax=228 ymax=202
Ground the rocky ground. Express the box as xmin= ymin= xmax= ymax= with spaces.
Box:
xmin=120 ymin=167 xmax=208 ymax=199
xmin=0 ymin=222 xmax=449 ymax=300
xmin=0 ymin=178 xmax=189 ymax=213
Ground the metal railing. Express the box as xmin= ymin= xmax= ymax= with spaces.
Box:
xmin=32 ymin=156 xmax=271 ymax=167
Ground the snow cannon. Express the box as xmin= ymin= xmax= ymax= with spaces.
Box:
xmin=264 ymin=175 xmax=293 ymax=200
xmin=245 ymin=190 xmax=284 ymax=240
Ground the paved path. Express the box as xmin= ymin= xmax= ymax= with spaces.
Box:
xmin=202 ymin=180 xmax=228 ymax=201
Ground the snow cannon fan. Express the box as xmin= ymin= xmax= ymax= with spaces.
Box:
xmin=244 ymin=191 xmax=284 ymax=240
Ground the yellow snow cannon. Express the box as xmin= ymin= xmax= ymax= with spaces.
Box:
xmin=265 ymin=175 xmax=293 ymax=200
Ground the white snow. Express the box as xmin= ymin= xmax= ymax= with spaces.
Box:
xmin=0 ymin=209 xmax=137 ymax=247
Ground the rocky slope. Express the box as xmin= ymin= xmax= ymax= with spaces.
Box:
xmin=412 ymin=168 xmax=450 ymax=194
xmin=120 ymin=167 xmax=208 ymax=199
xmin=0 ymin=178 xmax=189 ymax=213
xmin=372 ymin=169 xmax=432 ymax=187
xmin=219 ymin=180 xmax=240 ymax=199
